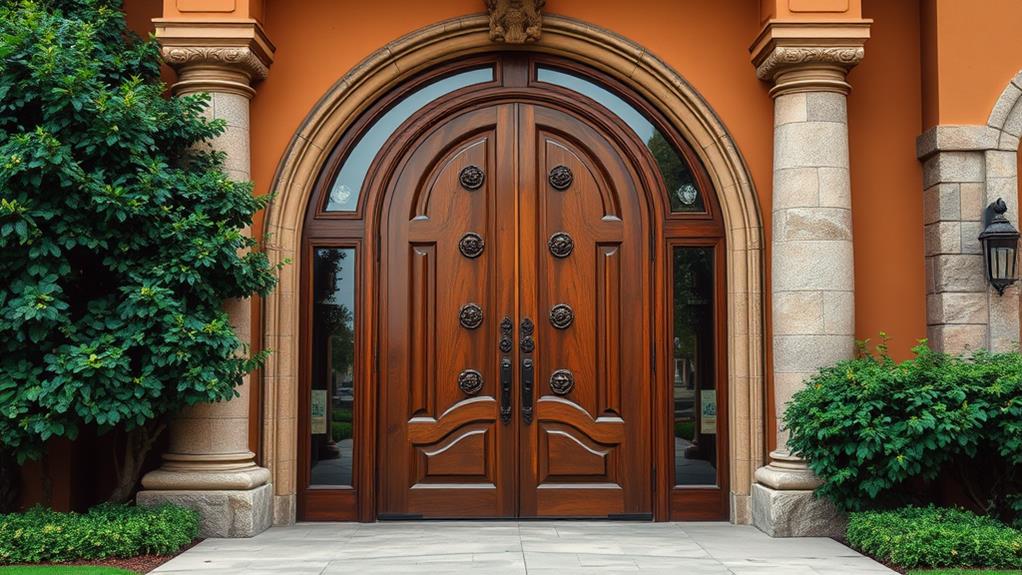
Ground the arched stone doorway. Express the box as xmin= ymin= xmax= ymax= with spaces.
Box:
xmin=262 ymin=14 xmax=764 ymax=525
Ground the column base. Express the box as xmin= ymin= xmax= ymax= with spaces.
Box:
xmin=751 ymin=483 xmax=845 ymax=537
xmin=750 ymin=451 xmax=845 ymax=537
xmin=137 ymin=483 xmax=272 ymax=538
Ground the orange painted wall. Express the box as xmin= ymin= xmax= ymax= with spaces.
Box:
xmin=848 ymin=0 xmax=926 ymax=358
xmin=760 ymin=0 xmax=863 ymax=23
xmin=160 ymin=0 xmax=264 ymax=22
xmin=922 ymin=0 xmax=1022 ymax=127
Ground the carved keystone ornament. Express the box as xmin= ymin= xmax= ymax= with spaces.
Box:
xmin=486 ymin=0 xmax=545 ymax=44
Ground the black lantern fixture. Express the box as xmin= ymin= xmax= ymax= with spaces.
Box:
xmin=978 ymin=198 xmax=1020 ymax=295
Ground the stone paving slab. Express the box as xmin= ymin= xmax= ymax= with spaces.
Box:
xmin=151 ymin=521 xmax=896 ymax=574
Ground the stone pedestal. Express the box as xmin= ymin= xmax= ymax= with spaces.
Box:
xmin=138 ymin=484 xmax=273 ymax=538
xmin=751 ymin=451 xmax=845 ymax=537
xmin=136 ymin=19 xmax=275 ymax=538
xmin=749 ymin=20 xmax=869 ymax=537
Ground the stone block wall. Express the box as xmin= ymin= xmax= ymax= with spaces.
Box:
xmin=918 ymin=120 xmax=1021 ymax=353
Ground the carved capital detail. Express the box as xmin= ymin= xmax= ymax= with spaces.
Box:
xmin=154 ymin=19 xmax=275 ymax=97
xmin=162 ymin=45 xmax=270 ymax=81
xmin=754 ymin=46 xmax=864 ymax=82
xmin=486 ymin=0 xmax=545 ymax=44
xmin=749 ymin=20 xmax=870 ymax=97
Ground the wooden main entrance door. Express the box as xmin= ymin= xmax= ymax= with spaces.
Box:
xmin=379 ymin=101 xmax=652 ymax=518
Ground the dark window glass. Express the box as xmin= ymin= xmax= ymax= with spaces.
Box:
xmin=310 ymin=248 xmax=356 ymax=486
xmin=673 ymin=246 xmax=717 ymax=486
xmin=325 ymin=67 xmax=494 ymax=211
xmin=537 ymin=67 xmax=704 ymax=212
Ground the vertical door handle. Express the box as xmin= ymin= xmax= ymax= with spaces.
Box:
xmin=520 ymin=317 xmax=535 ymax=424
xmin=500 ymin=358 xmax=512 ymax=424
xmin=521 ymin=358 xmax=534 ymax=424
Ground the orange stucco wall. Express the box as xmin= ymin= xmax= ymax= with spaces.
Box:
xmin=849 ymin=0 xmax=926 ymax=358
xmin=760 ymin=0 xmax=863 ymax=23
xmin=922 ymin=0 xmax=1022 ymax=128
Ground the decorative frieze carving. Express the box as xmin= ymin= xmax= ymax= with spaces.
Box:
xmin=486 ymin=0 xmax=545 ymax=44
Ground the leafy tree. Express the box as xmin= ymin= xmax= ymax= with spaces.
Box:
xmin=0 ymin=0 xmax=278 ymax=505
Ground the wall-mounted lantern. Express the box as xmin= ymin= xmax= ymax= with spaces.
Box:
xmin=978 ymin=198 xmax=1020 ymax=295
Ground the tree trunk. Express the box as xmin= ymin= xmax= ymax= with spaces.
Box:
xmin=108 ymin=419 xmax=166 ymax=504
xmin=0 ymin=451 xmax=20 ymax=513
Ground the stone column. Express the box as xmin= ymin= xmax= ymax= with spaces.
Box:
xmin=749 ymin=22 xmax=869 ymax=537
xmin=136 ymin=20 xmax=275 ymax=538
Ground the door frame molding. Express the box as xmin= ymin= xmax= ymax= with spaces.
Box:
xmin=263 ymin=14 xmax=766 ymax=525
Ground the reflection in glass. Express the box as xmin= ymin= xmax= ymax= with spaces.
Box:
xmin=325 ymin=67 xmax=494 ymax=211
xmin=310 ymin=248 xmax=356 ymax=486
xmin=673 ymin=247 xmax=717 ymax=486
xmin=537 ymin=67 xmax=704 ymax=213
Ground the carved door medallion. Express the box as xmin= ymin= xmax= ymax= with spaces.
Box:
xmin=458 ymin=369 xmax=484 ymax=395
xmin=459 ymin=232 xmax=485 ymax=258
xmin=459 ymin=165 xmax=485 ymax=190
xmin=549 ymin=303 xmax=574 ymax=329
xmin=547 ymin=232 xmax=574 ymax=258
xmin=548 ymin=165 xmax=573 ymax=190
xmin=380 ymin=98 xmax=652 ymax=519
xmin=459 ymin=303 xmax=484 ymax=329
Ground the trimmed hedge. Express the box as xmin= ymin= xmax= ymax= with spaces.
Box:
xmin=847 ymin=506 xmax=1022 ymax=570
xmin=0 ymin=504 xmax=198 ymax=564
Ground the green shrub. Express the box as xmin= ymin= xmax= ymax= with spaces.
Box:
xmin=331 ymin=408 xmax=353 ymax=423
xmin=0 ymin=504 xmax=198 ymax=564
xmin=784 ymin=338 xmax=1022 ymax=521
xmin=331 ymin=421 xmax=352 ymax=441
xmin=674 ymin=421 xmax=695 ymax=440
xmin=847 ymin=506 xmax=1022 ymax=570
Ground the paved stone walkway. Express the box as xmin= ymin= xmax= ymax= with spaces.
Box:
xmin=152 ymin=521 xmax=895 ymax=574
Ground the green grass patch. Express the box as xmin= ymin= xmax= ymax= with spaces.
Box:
xmin=907 ymin=570 xmax=1022 ymax=575
xmin=0 ymin=568 xmax=137 ymax=574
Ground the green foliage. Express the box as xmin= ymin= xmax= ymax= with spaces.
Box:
xmin=847 ymin=506 xmax=1022 ymax=570
xmin=0 ymin=0 xmax=278 ymax=464
xmin=674 ymin=421 xmax=694 ymax=440
xmin=0 ymin=504 xmax=198 ymax=564
xmin=331 ymin=407 xmax=352 ymax=423
xmin=0 ymin=567 xmax=136 ymax=574
xmin=331 ymin=421 xmax=352 ymax=442
xmin=784 ymin=337 xmax=1022 ymax=523
xmin=907 ymin=571 xmax=1022 ymax=575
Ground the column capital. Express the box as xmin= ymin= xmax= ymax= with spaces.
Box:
xmin=750 ymin=20 xmax=870 ymax=97
xmin=154 ymin=19 xmax=275 ymax=98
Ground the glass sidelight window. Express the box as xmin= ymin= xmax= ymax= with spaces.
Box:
xmin=310 ymin=247 xmax=357 ymax=487
xmin=672 ymin=246 xmax=717 ymax=486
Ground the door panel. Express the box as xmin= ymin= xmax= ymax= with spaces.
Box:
xmin=381 ymin=102 xmax=651 ymax=518
xmin=381 ymin=105 xmax=516 ymax=517
xmin=519 ymin=104 xmax=651 ymax=518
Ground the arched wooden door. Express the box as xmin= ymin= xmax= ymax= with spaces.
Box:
xmin=299 ymin=54 xmax=729 ymax=523
xmin=378 ymin=100 xmax=652 ymax=518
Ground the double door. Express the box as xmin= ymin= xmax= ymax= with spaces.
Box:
xmin=380 ymin=101 xmax=652 ymax=518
